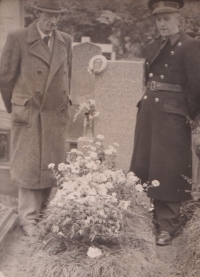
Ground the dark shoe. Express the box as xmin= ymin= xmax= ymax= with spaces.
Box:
xmin=156 ymin=231 xmax=173 ymax=246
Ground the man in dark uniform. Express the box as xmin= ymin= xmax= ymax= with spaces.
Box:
xmin=130 ymin=0 xmax=200 ymax=245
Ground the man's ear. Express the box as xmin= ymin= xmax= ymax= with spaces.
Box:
xmin=35 ymin=10 xmax=40 ymax=19
xmin=178 ymin=14 xmax=184 ymax=30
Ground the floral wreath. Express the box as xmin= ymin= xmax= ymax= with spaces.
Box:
xmin=88 ymin=55 xmax=108 ymax=75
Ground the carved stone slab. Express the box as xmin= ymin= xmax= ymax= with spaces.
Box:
xmin=94 ymin=60 xmax=144 ymax=172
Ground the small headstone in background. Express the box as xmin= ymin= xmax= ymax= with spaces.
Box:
xmin=94 ymin=60 xmax=144 ymax=173
xmin=71 ymin=42 xmax=102 ymax=105
xmin=0 ymin=0 xmax=24 ymax=111
xmin=66 ymin=42 xmax=102 ymax=151
xmin=0 ymin=0 xmax=23 ymax=197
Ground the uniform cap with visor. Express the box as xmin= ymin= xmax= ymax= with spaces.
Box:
xmin=148 ymin=0 xmax=184 ymax=15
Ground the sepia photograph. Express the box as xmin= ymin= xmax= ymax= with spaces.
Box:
xmin=0 ymin=0 xmax=200 ymax=276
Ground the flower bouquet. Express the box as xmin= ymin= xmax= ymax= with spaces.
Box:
xmin=29 ymin=136 xmax=164 ymax=277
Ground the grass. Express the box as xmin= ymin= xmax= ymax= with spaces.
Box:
xmin=178 ymin=201 xmax=200 ymax=277
xmin=28 ymin=205 xmax=165 ymax=277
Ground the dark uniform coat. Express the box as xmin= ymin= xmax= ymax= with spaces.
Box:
xmin=0 ymin=21 xmax=72 ymax=189
xmin=130 ymin=31 xmax=200 ymax=202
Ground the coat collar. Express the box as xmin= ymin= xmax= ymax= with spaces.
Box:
xmin=157 ymin=31 xmax=185 ymax=46
xmin=27 ymin=20 xmax=66 ymax=45
xmin=149 ymin=31 xmax=185 ymax=67
xmin=28 ymin=20 xmax=67 ymax=66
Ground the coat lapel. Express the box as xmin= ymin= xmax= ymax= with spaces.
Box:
xmin=149 ymin=39 xmax=168 ymax=67
xmin=28 ymin=21 xmax=51 ymax=66
xmin=44 ymin=30 xmax=68 ymax=93
xmin=41 ymin=30 xmax=68 ymax=108
xmin=149 ymin=32 xmax=183 ymax=68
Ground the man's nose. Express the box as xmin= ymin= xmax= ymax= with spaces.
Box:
xmin=50 ymin=16 xmax=58 ymax=24
xmin=159 ymin=19 xmax=165 ymax=26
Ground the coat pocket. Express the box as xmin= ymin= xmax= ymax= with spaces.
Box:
xmin=163 ymin=100 xmax=188 ymax=129
xmin=11 ymin=94 xmax=32 ymax=127
xmin=163 ymin=100 xmax=188 ymax=117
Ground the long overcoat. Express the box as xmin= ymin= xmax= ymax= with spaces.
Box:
xmin=0 ymin=21 xmax=72 ymax=189
xmin=130 ymin=32 xmax=200 ymax=202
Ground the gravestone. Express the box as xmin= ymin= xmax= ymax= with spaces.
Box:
xmin=71 ymin=42 xmax=102 ymax=105
xmin=0 ymin=0 xmax=24 ymax=197
xmin=0 ymin=0 xmax=24 ymax=111
xmin=94 ymin=60 xmax=144 ymax=173
xmin=66 ymin=42 xmax=102 ymax=151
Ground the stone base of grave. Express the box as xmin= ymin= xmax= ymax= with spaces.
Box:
xmin=77 ymin=137 xmax=94 ymax=154
xmin=0 ymin=209 xmax=18 ymax=254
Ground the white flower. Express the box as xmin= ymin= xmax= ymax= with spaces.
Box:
xmin=113 ymin=143 xmax=120 ymax=147
xmin=85 ymin=156 xmax=92 ymax=161
xmin=112 ymin=192 xmax=117 ymax=197
xmin=96 ymin=134 xmax=104 ymax=140
xmin=48 ymin=163 xmax=55 ymax=169
xmin=118 ymin=200 xmax=131 ymax=210
xmin=71 ymin=165 xmax=80 ymax=174
xmin=88 ymin=188 xmax=97 ymax=196
xmin=98 ymin=210 xmax=107 ymax=218
xmin=70 ymin=149 xmax=78 ymax=153
xmin=87 ymin=196 xmax=96 ymax=203
xmin=62 ymin=182 xmax=76 ymax=193
xmin=135 ymin=184 xmax=144 ymax=192
xmin=143 ymin=183 xmax=148 ymax=188
xmin=108 ymin=145 xmax=117 ymax=153
xmin=86 ymin=161 xmax=98 ymax=170
xmin=85 ymin=173 xmax=92 ymax=182
xmin=104 ymin=149 xmax=112 ymax=155
xmin=67 ymin=190 xmax=81 ymax=200
xmin=89 ymin=151 xmax=98 ymax=159
xmin=87 ymin=247 xmax=102 ymax=258
xmin=127 ymin=175 xmax=139 ymax=183
xmin=127 ymin=172 xmax=134 ymax=177
xmin=152 ymin=180 xmax=160 ymax=187
xmin=52 ymin=225 xmax=59 ymax=233
xmin=58 ymin=163 xmax=67 ymax=171
xmin=95 ymin=142 xmax=101 ymax=146
xmin=105 ymin=182 xmax=114 ymax=189
xmin=98 ymin=186 xmax=108 ymax=195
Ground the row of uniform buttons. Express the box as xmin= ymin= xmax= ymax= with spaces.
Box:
xmin=149 ymin=73 xmax=164 ymax=79
xmin=148 ymin=42 xmax=183 ymax=80
xmin=143 ymin=95 xmax=159 ymax=102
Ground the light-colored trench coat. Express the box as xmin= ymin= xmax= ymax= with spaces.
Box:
xmin=0 ymin=21 xmax=72 ymax=189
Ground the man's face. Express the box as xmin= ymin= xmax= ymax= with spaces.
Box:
xmin=37 ymin=11 xmax=61 ymax=34
xmin=155 ymin=12 xmax=180 ymax=38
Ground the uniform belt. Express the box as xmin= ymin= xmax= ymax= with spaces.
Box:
xmin=147 ymin=81 xmax=182 ymax=93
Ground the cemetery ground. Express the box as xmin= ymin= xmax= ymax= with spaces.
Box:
xmin=0 ymin=193 xmax=192 ymax=277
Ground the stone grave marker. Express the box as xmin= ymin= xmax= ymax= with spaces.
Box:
xmin=71 ymin=42 xmax=102 ymax=105
xmin=94 ymin=60 xmax=144 ymax=173
xmin=0 ymin=0 xmax=24 ymax=197
xmin=66 ymin=42 xmax=102 ymax=150
xmin=0 ymin=0 xmax=24 ymax=111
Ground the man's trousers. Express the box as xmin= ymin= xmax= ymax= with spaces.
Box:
xmin=18 ymin=187 xmax=52 ymax=227
xmin=154 ymin=200 xmax=181 ymax=235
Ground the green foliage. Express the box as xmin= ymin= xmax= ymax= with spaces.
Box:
xmin=25 ymin=0 xmax=200 ymax=59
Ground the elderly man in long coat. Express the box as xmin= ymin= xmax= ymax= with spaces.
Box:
xmin=130 ymin=0 xmax=200 ymax=245
xmin=0 ymin=0 xmax=72 ymax=236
